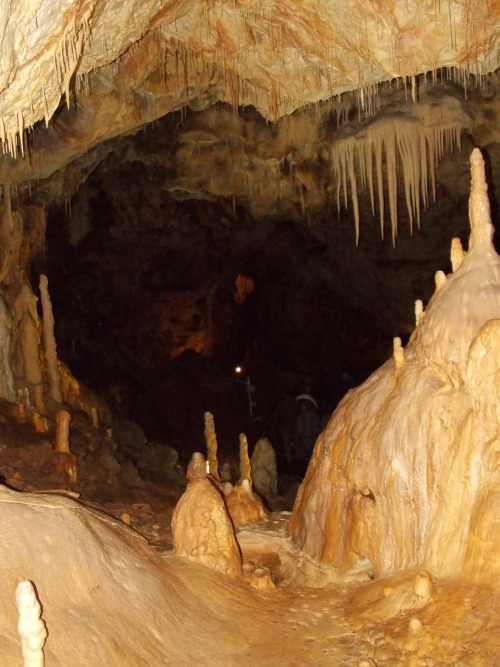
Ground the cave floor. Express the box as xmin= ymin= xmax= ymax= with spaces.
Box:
xmin=0 ymin=419 xmax=498 ymax=666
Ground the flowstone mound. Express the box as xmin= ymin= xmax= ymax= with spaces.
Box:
xmin=0 ymin=485 xmax=278 ymax=665
xmin=289 ymin=149 xmax=500 ymax=581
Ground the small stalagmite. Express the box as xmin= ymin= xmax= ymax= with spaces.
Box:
xmin=203 ymin=411 xmax=220 ymax=480
xmin=238 ymin=433 xmax=252 ymax=485
xmin=225 ymin=479 xmax=268 ymax=527
xmin=15 ymin=580 xmax=47 ymax=667
xmin=289 ymin=149 xmax=500 ymax=581
xmin=39 ymin=275 xmax=62 ymax=405
xmin=186 ymin=451 xmax=207 ymax=482
xmin=50 ymin=409 xmax=78 ymax=483
xmin=172 ymin=453 xmax=241 ymax=577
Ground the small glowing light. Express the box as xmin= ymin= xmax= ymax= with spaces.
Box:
xmin=205 ymin=460 xmax=210 ymax=473
xmin=235 ymin=366 xmax=242 ymax=374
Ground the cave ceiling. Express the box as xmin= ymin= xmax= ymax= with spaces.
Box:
xmin=0 ymin=1 xmax=500 ymax=401
xmin=0 ymin=0 xmax=498 ymax=206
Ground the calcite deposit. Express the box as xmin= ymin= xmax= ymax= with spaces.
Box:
xmin=289 ymin=148 xmax=500 ymax=581
xmin=172 ymin=475 xmax=242 ymax=577
xmin=1 ymin=0 xmax=498 ymax=152
xmin=250 ymin=437 xmax=277 ymax=500
xmin=0 ymin=0 xmax=498 ymax=664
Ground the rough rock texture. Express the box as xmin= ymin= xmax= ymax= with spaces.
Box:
xmin=1 ymin=0 xmax=498 ymax=151
xmin=251 ymin=437 xmax=277 ymax=500
xmin=172 ymin=477 xmax=242 ymax=576
xmin=0 ymin=484 xmax=293 ymax=666
xmin=289 ymin=149 xmax=500 ymax=580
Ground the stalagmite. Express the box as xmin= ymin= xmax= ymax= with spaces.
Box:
xmin=392 ymin=336 xmax=405 ymax=370
xmin=203 ymin=411 xmax=220 ymax=479
xmin=289 ymin=149 xmax=500 ymax=580
xmin=172 ymin=476 xmax=242 ymax=577
xmin=33 ymin=385 xmax=46 ymax=415
xmin=186 ymin=452 xmax=208 ymax=482
xmin=0 ymin=295 xmax=16 ymax=401
xmin=434 ymin=270 xmax=446 ymax=291
xmin=12 ymin=285 xmax=43 ymax=389
xmin=51 ymin=409 xmax=78 ymax=483
xmin=55 ymin=409 xmax=72 ymax=455
xmin=15 ymin=580 xmax=47 ymax=667
xmin=415 ymin=300 xmax=424 ymax=327
xmin=238 ymin=433 xmax=252 ymax=485
xmin=250 ymin=437 xmax=277 ymax=499
xmin=451 ymin=237 xmax=464 ymax=273
xmin=225 ymin=478 xmax=268 ymax=527
xmin=39 ymin=275 xmax=62 ymax=404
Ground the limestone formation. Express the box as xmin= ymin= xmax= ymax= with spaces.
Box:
xmin=172 ymin=477 xmax=242 ymax=577
xmin=289 ymin=149 xmax=500 ymax=580
xmin=15 ymin=580 xmax=47 ymax=667
xmin=204 ymin=412 xmax=220 ymax=480
xmin=186 ymin=452 xmax=207 ymax=482
xmin=0 ymin=293 xmax=16 ymax=401
xmin=0 ymin=485 xmax=277 ymax=664
xmin=0 ymin=0 xmax=498 ymax=150
xmin=226 ymin=479 xmax=268 ymax=527
xmin=50 ymin=409 xmax=78 ymax=483
xmin=39 ymin=275 xmax=62 ymax=405
xmin=238 ymin=433 xmax=252 ymax=486
xmin=250 ymin=437 xmax=277 ymax=500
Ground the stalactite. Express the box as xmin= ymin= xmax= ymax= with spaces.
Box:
xmin=330 ymin=97 xmax=469 ymax=243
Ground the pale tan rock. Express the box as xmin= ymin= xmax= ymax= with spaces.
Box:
xmin=185 ymin=451 xmax=207 ymax=482
xmin=225 ymin=479 xmax=268 ymax=527
xmin=242 ymin=561 xmax=277 ymax=591
xmin=250 ymin=437 xmax=277 ymax=500
xmin=15 ymin=580 xmax=47 ymax=667
xmin=0 ymin=484 xmax=277 ymax=665
xmin=172 ymin=477 xmax=242 ymax=577
xmin=289 ymin=149 xmax=500 ymax=580
xmin=0 ymin=0 xmax=498 ymax=148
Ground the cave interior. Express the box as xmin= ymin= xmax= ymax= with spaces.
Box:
xmin=0 ymin=1 xmax=499 ymax=664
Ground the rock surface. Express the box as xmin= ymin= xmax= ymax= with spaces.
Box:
xmin=289 ymin=149 xmax=500 ymax=580
xmin=172 ymin=476 xmax=242 ymax=576
xmin=0 ymin=484 xmax=271 ymax=665
xmin=1 ymin=0 xmax=498 ymax=149
xmin=251 ymin=437 xmax=277 ymax=500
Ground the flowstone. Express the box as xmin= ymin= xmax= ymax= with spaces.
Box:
xmin=289 ymin=149 xmax=500 ymax=581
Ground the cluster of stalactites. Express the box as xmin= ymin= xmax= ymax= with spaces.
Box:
xmin=330 ymin=101 xmax=469 ymax=244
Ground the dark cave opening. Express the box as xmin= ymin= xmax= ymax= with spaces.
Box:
xmin=32 ymin=110 xmax=475 ymax=470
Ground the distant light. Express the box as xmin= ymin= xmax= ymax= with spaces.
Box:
xmin=235 ymin=365 xmax=243 ymax=374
